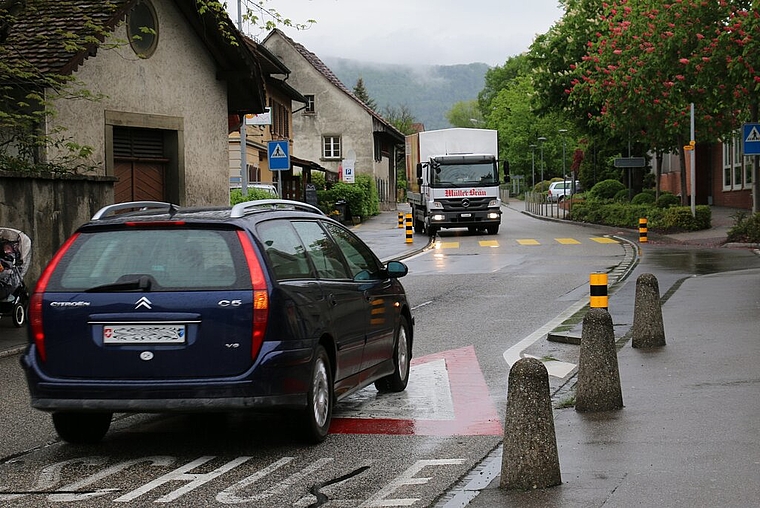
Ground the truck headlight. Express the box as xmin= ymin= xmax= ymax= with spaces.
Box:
xmin=487 ymin=212 xmax=500 ymax=220
xmin=431 ymin=201 xmax=444 ymax=209
xmin=488 ymin=199 xmax=500 ymax=207
xmin=432 ymin=214 xmax=445 ymax=221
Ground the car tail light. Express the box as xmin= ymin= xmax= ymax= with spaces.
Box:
xmin=237 ymin=231 xmax=268 ymax=360
xmin=29 ymin=233 xmax=80 ymax=362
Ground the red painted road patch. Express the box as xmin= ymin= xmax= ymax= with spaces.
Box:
xmin=330 ymin=345 xmax=502 ymax=436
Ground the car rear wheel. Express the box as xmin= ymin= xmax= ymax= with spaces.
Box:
xmin=375 ymin=315 xmax=411 ymax=393
xmin=52 ymin=412 xmax=112 ymax=444
xmin=301 ymin=345 xmax=332 ymax=444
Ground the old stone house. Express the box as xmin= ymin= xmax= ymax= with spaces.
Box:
xmin=0 ymin=0 xmax=266 ymax=281
xmin=262 ymin=29 xmax=405 ymax=210
xmin=228 ymin=39 xmax=330 ymax=202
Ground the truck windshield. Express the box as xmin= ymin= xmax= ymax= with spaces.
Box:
xmin=431 ymin=163 xmax=497 ymax=187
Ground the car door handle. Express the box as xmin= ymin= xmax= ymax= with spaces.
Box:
xmin=328 ymin=294 xmax=337 ymax=306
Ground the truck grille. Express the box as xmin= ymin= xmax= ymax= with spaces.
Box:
xmin=439 ymin=197 xmax=490 ymax=212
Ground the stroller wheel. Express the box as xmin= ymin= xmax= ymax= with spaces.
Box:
xmin=12 ymin=301 xmax=26 ymax=328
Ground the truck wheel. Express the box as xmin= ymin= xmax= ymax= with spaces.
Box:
xmin=486 ymin=225 xmax=499 ymax=235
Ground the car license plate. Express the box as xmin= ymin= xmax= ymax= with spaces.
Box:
xmin=103 ymin=324 xmax=186 ymax=344
xmin=460 ymin=213 xmax=472 ymax=218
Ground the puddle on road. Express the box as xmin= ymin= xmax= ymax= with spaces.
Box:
xmin=641 ymin=246 xmax=760 ymax=275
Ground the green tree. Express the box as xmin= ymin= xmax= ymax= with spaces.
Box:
xmin=353 ymin=77 xmax=377 ymax=110
xmin=382 ymin=104 xmax=417 ymax=135
xmin=445 ymin=100 xmax=483 ymax=128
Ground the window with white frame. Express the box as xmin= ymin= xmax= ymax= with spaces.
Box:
xmin=323 ymin=136 xmax=341 ymax=159
xmin=723 ymin=131 xmax=748 ymax=190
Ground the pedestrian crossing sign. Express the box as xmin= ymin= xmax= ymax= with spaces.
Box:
xmin=742 ymin=123 xmax=760 ymax=155
xmin=267 ymin=140 xmax=290 ymax=170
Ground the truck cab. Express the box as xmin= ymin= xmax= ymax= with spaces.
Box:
xmin=415 ymin=154 xmax=505 ymax=235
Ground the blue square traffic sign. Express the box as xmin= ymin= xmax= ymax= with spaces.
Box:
xmin=267 ymin=140 xmax=290 ymax=170
xmin=742 ymin=123 xmax=760 ymax=156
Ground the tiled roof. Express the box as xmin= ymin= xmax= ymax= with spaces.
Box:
xmin=2 ymin=0 xmax=132 ymax=75
xmin=1 ymin=0 xmax=266 ymax=113
xmin=265 ymin=29 xmax=404 ymax=141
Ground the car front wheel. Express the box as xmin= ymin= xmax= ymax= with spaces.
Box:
xmin=52 ymin=412 xmax=112 ymax=444
xmin=301 ymin=345 xmax=333 ymax=444
xmin=375 ymin=315 xmax=411 ymax=393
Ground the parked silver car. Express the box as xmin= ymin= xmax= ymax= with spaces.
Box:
xmin=547 ymin=181 xmax=581 ymax=202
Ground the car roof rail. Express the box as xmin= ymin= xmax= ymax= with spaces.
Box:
xmin=230 ymin=199 xmax=325 ymax=218
xmin=91 ymin=201 xmax=179 ymax=220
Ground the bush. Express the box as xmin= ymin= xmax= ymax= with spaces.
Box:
xmin=229 ymin=188 xmax=278 ymax=205
xmin=588 ymin=179 xmax=626 ymax=200
xmin=613 ymin=189 xmax=630 ymax=203
xmin=727 ymin=211 xmax=760 ymax=243
xmin=655 ymin=192 xmax=680 ymax=208
xmin=316 ymin=173 xmax=379 ymax=220
xmin=570 ymin=202 xmax=650 ymax=227
xmin=660 ymin=206 xmax=711 ymax=231
xmin=631 ymin=192 xmax=656 ymax=205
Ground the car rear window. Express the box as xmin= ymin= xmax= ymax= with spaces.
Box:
xmin=48 ymin=228 xmax=247 ymax=291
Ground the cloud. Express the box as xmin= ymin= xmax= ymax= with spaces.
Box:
xmin=236 ymin=0 xmax=564 ymax=66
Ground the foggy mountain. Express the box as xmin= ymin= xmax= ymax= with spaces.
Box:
xmin=323 ymin=57 xmax=490 ymax=131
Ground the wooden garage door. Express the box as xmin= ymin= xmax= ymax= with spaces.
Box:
xmin=113 ymin=127 xmax=169 ymax=202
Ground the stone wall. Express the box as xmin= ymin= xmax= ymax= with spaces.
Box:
xmin=0 ymin=172 xmax=115 ymax=287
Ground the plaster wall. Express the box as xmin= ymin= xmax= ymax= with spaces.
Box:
xmin=49 ymin=0 xmax=230 ymax=206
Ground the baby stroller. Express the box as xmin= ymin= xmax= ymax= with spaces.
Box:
xmin=0 ymin=227 xmax=31 ymax=327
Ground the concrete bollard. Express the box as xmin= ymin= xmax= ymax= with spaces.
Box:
xmin=398 ymin=212 xmax=404 ymax=228
xmin=575 ymin=308 xmax=624 ymax=412
xmin=631 ymin=273 xmax=666 ymax=348
xmin=500 ymin=358 xmax=561 ymax=491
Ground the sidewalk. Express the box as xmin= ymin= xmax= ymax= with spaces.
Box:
xmin=460 ymin=266 xmax=760 ymax=507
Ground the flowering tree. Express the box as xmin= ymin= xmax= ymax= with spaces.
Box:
xmin=568 ymin=0 xmax=759 ymax=203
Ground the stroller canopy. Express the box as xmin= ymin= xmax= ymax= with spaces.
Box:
xmin=0 ymin=227 xmax=32 ymax=278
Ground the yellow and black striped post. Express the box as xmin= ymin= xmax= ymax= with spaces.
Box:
xmin=398 ymin=212 xmax=404 ymax=228
xmin=590 ymin=272 xmax=608 ymax=310
xmin=405 ymin=213 xmax=413 ymax=243
xmin=639 ymin=218 xmax=648 ymax=243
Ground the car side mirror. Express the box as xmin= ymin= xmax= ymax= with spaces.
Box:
xmin=385 ymin=260 xmax=408 ymax=278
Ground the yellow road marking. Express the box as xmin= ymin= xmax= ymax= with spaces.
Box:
xmin=590 ymin=237 xmax=619 ymax=244
xmin=435 ymin=241 xmax=459 ymax=249
xmin=479 ymin=240 xmax=499 ymax=247
xmin=556 ymin=238 xmax=581 ymax=244
xmin=516 ymin=239 xmax=540 ymax=245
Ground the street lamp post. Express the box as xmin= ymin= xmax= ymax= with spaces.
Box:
xmin=559 ymin=129 xmax=568 ymax=196
xmin=537 ymin=137 xmax=547 ymax=186
xmin=529 ymin=144 xmax=537 ymax=190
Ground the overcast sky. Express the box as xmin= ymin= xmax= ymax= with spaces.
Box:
xmin=232 ymin=0 xmax=566 ymax=67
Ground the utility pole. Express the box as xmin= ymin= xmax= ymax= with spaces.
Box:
xmin=237 ymin=0 xmax=248 ymax=196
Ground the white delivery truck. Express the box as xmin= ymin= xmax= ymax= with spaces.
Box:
xmin=406 ymin=128 xmax=508 ymax=235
